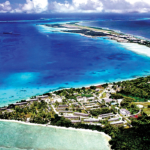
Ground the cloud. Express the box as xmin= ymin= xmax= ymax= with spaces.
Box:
xmin=11 ymin=0 xmax=48 ymax=13
xmin=103 ymin=0 xmax=150 ymax=13
xmin=0 ymin=1 xmax=12 ymax=13
xmin=73 ymin=0 xmax=103 ymax=12
xmin=50 ymin=0 xmax=150 ymax=13
xmin=33 ymin=0 xmax=48 ymax=13
xmin=22 ymin=0 xmax=34 ymax=13
xmin=125 ymin=0 xmax=150 ymax=5
xmin=50 ymin=1 xmax=74 ymax=13
xmin=1 ymin=0 xmax=150 ymax=13
xmin=51 ymin=0 xmax=103 ymax=13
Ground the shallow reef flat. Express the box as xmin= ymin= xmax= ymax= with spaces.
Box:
xmin=0 ymin=120 xmax=111 ymax=150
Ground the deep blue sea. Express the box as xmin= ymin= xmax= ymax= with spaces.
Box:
xmin=1 ymin=13 xmax=150 ymax=106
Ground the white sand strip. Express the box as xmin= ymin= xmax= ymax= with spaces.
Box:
xmin=0 ymin=119 xmax=111 ymax=141
xmin=120 ymin=43 xmax=150 ymax=57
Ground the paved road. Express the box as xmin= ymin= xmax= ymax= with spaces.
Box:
xmin=51 ymin=105 xmax=59 ymax=114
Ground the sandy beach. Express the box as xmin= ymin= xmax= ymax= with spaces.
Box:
xmin=120 ymin=42 xmax=150 ymax=57
xmin=0 ymin=119 xmax=111 ymax=141
xmin=0 ymin=119 xmax=111 ymax=150
xmin=60 ymin=22 xmax=150 ymax=58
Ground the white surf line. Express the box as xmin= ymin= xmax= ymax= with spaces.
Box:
xmin=0 ymin=119 xmax=111 ymax=141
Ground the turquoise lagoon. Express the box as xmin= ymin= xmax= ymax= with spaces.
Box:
xmin=1 ymin=28 xmax=150 ymax=107
xmin=0 ymin=120 xmax=110 ymax=150
xmin=1 ymin=14 xmax=150 ymax=106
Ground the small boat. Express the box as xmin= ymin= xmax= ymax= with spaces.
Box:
xmin=3 ymin=32 xmax=13 ymax=34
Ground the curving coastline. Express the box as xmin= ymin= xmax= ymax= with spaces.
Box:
xmin=0 ymin=119 xmax=111 ymax=150
xmin=120 ymin=42 xmax=150 ymax=57
xmin=0 ymin=119 xmax=110 ymax=138
xmin=42 ymin=22 xmax=150 ymax=58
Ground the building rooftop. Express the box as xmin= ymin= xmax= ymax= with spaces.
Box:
xmin=103 ymin=98 xmax=113 ymax=103
xmin=85 ymin=106 xmax=93 ymax=108
xmin=74 ymin=112 xmax=89 ymax=116
xmin=108 ymin=118 xmax=120 ymax=122
xmin=71 ymin=120 xmax=81 ymax=123
xmin=110 ymin=121 xmax=124 ymax=125
xmin=0 ymin=107 xmax=7 ymax=110
xmin=84 ymin=119 xmax=99 ymax=122
xmin=87 ymin=97 xmax=95 ymax=100
xmin=36 ymin=95 xmax=49 ymax=98
xmin=64 ymin=116 xmax=79 ymax=118
xmin=59 ymin=111 xmax=73 ymax=113
xmin=58 ymin=105 xmax=68 ymax=107
xmin=57 ymin=108 xmax=67 ymax=110
xmin=13 ymin=102 xmax=28 ymax=105
xmin=27 ymin=99 xmax=38 ymax=102
xmin=120 ymin=109 xmax=130 ymax=115
xmin=99 ymin=113 xmax=114 ymax=116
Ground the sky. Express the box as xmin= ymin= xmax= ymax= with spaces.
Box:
xmin=1 ymin=0 xmax=150 ymax=13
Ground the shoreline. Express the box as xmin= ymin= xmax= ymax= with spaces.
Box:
xmin=0 ymin=119 xmax=111 ymax=141
xmin=0 ymin=74 xmax=149 ymax=108
xmin=75 ymin=22 xmax=150 ymax=58
xmin=79 ymin=21 xmax=150 ymax=41
xmin=79 ymin=30 xmax=150 ymax=57
xmin=43 ymin=22 xmax=150 ymax=58
xmin=1 ymin=21 xmax=150 ymax=107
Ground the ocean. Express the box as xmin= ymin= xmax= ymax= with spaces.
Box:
xmin=1 ymin=13 xmax=150 ymax=150
xmin=0 ymin=13 xmax=150 ymax=106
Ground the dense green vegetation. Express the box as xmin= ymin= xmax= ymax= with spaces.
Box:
xmin=90 ymin=107 xmax=116 ymax=116
xmin=65 ymin=29 xmax=108 ymax=36
xmin=1 ymin=106 xmax=150 ymax=150
xmin=114 ymin=76 xmax=150 ymax=102
xmin=119 ymin=97 xmax=139 ymax=114
xmin=51 ymin=114 xmax=73 ymax=127
xmin=50 ymin=114 xmax=150 ymax=150
xmin=46 ymin=23 xmax=150 ymax=49
xmin=110 ymin=113 xmax=150 ymax=150
xmin=0 ymin=101 xmax=55 ymax=124
xmin=110 ymin=93 xmax=124 ymax=99
xmin=81 ymin=94 xmax=93 ymax=97
xmin=53 ymin=87 xmax=97 ymax=100
xmin=1 ymin=76 xmax=150 ymax=149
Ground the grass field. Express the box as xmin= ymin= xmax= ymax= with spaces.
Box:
xmin=133 ymin=102 xmax=150 ymax=107
xmin=101 ymin=92 xmax=106 ymax=99
xmin=133 ymin=102 xmax=150 ymax=116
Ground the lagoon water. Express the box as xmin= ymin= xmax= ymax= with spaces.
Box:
xmin=1 ymin=14 xmax=150 ymax=106
xmin=0 ymin=120 xmax=110 ymax=150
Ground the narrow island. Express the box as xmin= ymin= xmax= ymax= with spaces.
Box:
xmin=1 ymin=76 xmax=150 ymax=149
xmin=40 ymin=22 xmax=150 ymax=47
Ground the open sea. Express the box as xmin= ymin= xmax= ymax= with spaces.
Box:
xmin=1 ymin=13 xmax=150 ymax=150
xmin=1 ymin=13 xmax=150 ymax=106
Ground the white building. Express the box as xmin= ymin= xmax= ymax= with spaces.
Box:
xmin=77 ymin=96 xmax=87 ymax=102
xmin=87 ymin=97 xmax=95 ymax=100
xmin=108 ymin=118 xmax=120 ymax=122
xmin=103 ymin=98 xmax=113 ymax=103
xmin=74 ymin=112 xmax=89 ymax=117
xmin=36 ymin=95 xmax=49 ymax=99
xmin=85 ymin=106 xmax=93 ymax=109
xmin=84 ymin=118 xmax=99 ymax=122
xmin=137 ymin=105 xmax=143 ymax=109
xmin=120 ymin=109 xmax=130 ymax=116
xmin=53 ymin=97 xmax=62 ymax=103
xmin=110 ymin=121 xmax=124 ymax=125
